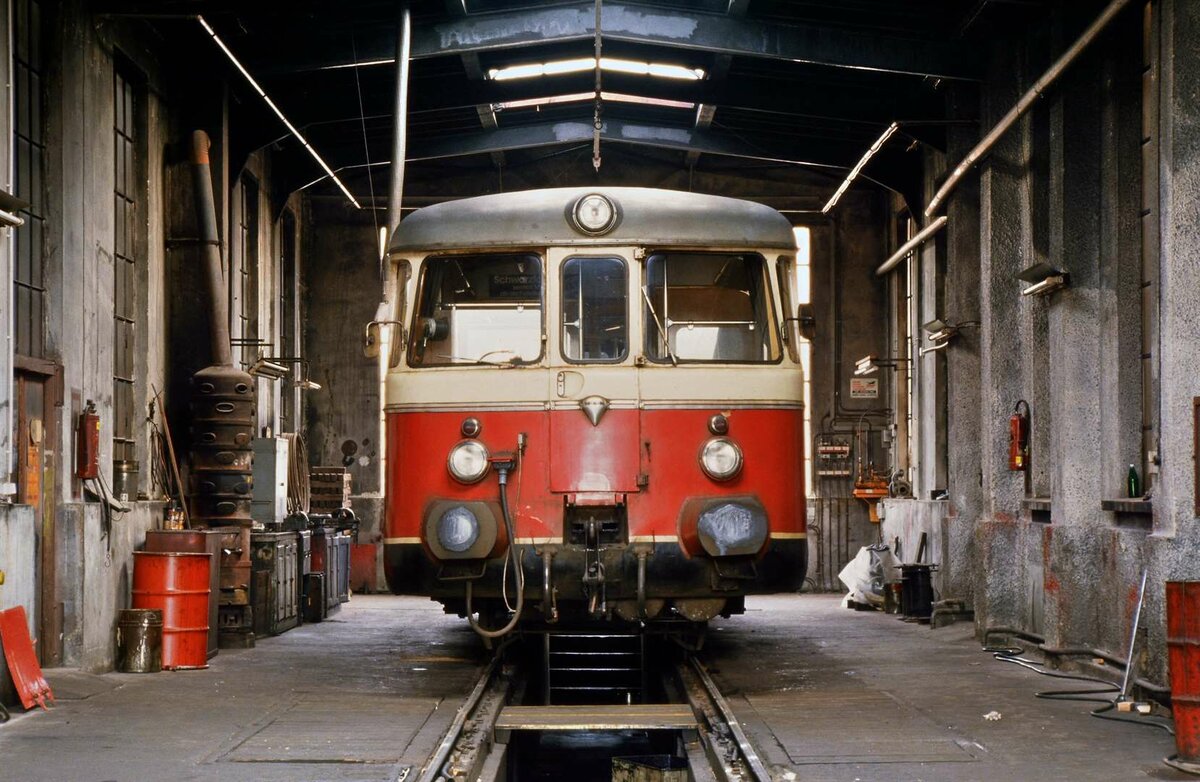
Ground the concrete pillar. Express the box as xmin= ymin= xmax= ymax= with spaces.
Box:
xmin=1040 ymin=33 xmax=1107 ymax=649
xmin=974 ymin=42 xmax=1034 ymax=630
xmin=943 ymin=84 xmax=982 ymax=607
xmin=1155 ymin=0 xmax=1200 ymax=536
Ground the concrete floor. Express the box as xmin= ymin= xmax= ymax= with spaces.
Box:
xmin=0 ymin=594 xmax=1185 ymax=781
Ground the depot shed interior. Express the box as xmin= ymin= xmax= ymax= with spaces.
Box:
xmin=0 ymin=0 xmax=1195 ymax=710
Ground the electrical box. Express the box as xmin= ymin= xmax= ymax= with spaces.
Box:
xmin=251 ymin=437 xmax=290 ymax=525
xmin=75 ymin=403 xmax=100 ymax=480
xmin=815 ymin=435 xmax=852 ymax=478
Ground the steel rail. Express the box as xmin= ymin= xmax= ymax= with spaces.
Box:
xmin=415 ymin=654 xmax=502 ymax=782
xmin=687 ymin=656 xmax=774 ymax=782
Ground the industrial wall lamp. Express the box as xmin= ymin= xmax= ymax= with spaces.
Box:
xmin=853 ymin=355 xmax=911 ymax=376
xmin=919 ymin=318 xmax=978 ymax=356
xmin=248 ymin=355 xmax=322 ymax=390
xmin=1018 ymin=262 xmax=1070 ymax=297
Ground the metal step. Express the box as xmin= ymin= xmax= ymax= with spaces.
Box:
xmin=542 ymin=631 xmax=646 ymax=705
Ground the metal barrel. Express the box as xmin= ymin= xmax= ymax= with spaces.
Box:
xmin=115 ymin=608 xmax=162 ymax=673
xmin=1168 ymin=581 xmax=1200 ymax=761
xmin=131 ymin=552 xmax=211 ymax=670
xmin=899 ymin=564 xmax=934 ymax=618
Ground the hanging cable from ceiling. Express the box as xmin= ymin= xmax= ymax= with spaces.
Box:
xmin=351 ymin=27 xmax=380 ymax=248
xmin=592 ymin=0 xmax=603 ymax=172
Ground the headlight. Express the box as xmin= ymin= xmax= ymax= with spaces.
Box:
xmin=697 ymin=501 xmax=767 ymax=557
xmin=699 ymin=437 xmax=743 ymax=481
xmin=448 ymin=440 xmax=490 ymax=484
xmin=436 ymin=506 xmax=480 ymax=553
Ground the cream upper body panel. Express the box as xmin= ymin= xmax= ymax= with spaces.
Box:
xmin=384 ymin=246 xmax=804 ymax=410
xmin=383 ymin=188 xmax=804 ymax=411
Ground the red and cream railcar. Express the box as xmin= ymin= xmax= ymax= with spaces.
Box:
xmin=378 ymin=187 xmax=806 ymax=637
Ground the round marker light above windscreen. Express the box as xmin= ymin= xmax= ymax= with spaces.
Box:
xmin=572 ymin=193 xmax=617 ymax=235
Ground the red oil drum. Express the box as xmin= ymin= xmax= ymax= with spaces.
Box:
xmin=1167 ymin=581 xmax=1200 ymax=761
xmin=132 ymin=552 xmax=211 ymax=670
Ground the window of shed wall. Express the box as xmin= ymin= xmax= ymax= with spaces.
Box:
xmin=13 ymin=0 xmax=45 ymax=360
xmin=112 ymin=63 xmax=141 ymax=468
xmin=793 ymin=227 xmax=813 ymax=498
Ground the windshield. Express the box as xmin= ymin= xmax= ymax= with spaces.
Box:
xmin=408 ymin=253 xmax=543 ymax=367
xmin=643 ymin=252 xmax=780 ymax=363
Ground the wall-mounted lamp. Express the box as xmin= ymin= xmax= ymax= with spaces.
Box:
xmin=248 ymin=354 xmax=321 ymax=391
xmin=854 ymin=355 xmax=910 ymax=376
xmin=919 ymin=318 xmax=978 ymax=356
xmin=0 ymin=191 xmax=29 ymax=229
xmin=1018 ymin=262 xmax=1070 ymax=297
xmin=248 ymin=358 xmax=289 ymax=379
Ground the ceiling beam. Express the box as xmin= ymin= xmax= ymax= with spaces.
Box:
xmin=281 ymin=71 xmax=954 ymax=134
xmin=406 ymin=118 xmax=854 ymax=170
xmin=259 ymin=2 xmax=981 ymax=80
xmin=687 ymin=0 xmax=745 ymax=168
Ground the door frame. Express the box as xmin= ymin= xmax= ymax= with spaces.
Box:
xmin=14 ymin=354 xmax=63 ymax=666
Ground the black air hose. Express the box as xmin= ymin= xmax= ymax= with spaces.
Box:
xmin=466 ymin=465 xmax=524 ymax=640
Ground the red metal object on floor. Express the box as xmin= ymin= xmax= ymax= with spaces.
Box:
xmin=0 ymin=606 xmax=54 ymax=710
xmin=349 ymin=543 xmax=377 ymax=593
xmin=132 ymin=551 xmax=211 ymax=670
xmin=1167 ymin=581 xmax=1200 ymax=761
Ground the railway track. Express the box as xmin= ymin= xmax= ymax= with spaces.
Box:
xmin=414 ymin=634 xmax=778 ymax=782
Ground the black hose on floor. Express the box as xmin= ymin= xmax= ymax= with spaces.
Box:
xmin=984 ymin=644 xmax=1175 ymax=735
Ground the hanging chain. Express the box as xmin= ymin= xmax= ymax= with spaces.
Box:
xmin=592 ymin=0 xmax=603 ymax=171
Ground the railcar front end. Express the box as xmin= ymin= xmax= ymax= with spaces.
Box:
xmin=376 ymin=188 xmax=807 ymax=636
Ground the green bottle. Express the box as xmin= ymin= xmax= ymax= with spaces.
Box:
xmin=1127 ymin=464 xmax=1141 ymax=498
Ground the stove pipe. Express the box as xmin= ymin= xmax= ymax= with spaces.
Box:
xmin=187 ymin=130 xmax=255 ymax=531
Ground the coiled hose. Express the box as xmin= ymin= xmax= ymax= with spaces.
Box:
xmin=466 ymin=466 xmax=524 ymax=640
xmin=282 ymin=433 xmax=310 ymax=514
xmin=984 ymin=644 xmax=1175 ymax=735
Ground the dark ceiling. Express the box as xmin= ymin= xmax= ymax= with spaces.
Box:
xmin=100 ymin=0 xmax=1052 ymax=214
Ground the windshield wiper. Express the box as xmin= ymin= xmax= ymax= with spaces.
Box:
xmin=435 ymin=349 xmax=522 ymax=367
xmin=640 ymin=285 xmax=678 ymax=366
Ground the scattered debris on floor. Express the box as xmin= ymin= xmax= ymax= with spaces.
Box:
xmin=983 ymin=711 xmax=1002 ymax=721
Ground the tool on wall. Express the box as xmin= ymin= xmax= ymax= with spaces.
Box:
xmin=1009 ymin=400 xmax=1030 ymax=472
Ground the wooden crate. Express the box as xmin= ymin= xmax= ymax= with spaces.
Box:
xmin=309 ymin=466 xmax=351 ymax=511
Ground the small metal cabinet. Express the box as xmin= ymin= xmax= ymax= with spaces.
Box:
xmin=310 ymin=527 xmax=340 ymax=616
xmin=333 ymin=532 xmax=352 ymax=604
xmin=251 ymin=532 xmax=300 ymax=636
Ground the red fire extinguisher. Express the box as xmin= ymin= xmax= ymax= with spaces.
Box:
xmin=1008 ymin=400 xmax=1030 ymax=471
xmin=75 ymin=401 xmax=100 ymax=480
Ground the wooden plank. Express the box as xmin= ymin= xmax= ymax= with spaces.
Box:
xmin=495 ymin=704 xmax=696 ymax=732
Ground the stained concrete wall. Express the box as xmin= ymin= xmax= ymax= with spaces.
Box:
xmin=301 ymin=198 xmax=385 ymax=583
xmin=0 ymin=505 xmax=36 ymax=703
xmin=886 ymin=0 xmax=1200 ymax=687
xmin=0 ymin=1 xmax=300 ymax=704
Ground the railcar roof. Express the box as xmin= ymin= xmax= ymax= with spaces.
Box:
xmin=388 ymin=187 xmax=796 ymax=254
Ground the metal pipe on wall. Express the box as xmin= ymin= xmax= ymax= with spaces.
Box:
xmin=924 ymin=0 xmax=1134 ymax=219
xmin=875 ymin=215 xmax=948 ymax=277
xmin=189 ymin=130 xmax=232 ymax=367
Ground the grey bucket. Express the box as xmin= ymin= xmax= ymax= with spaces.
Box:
xmin=116 ymin=608 xmax=163 ymax=673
